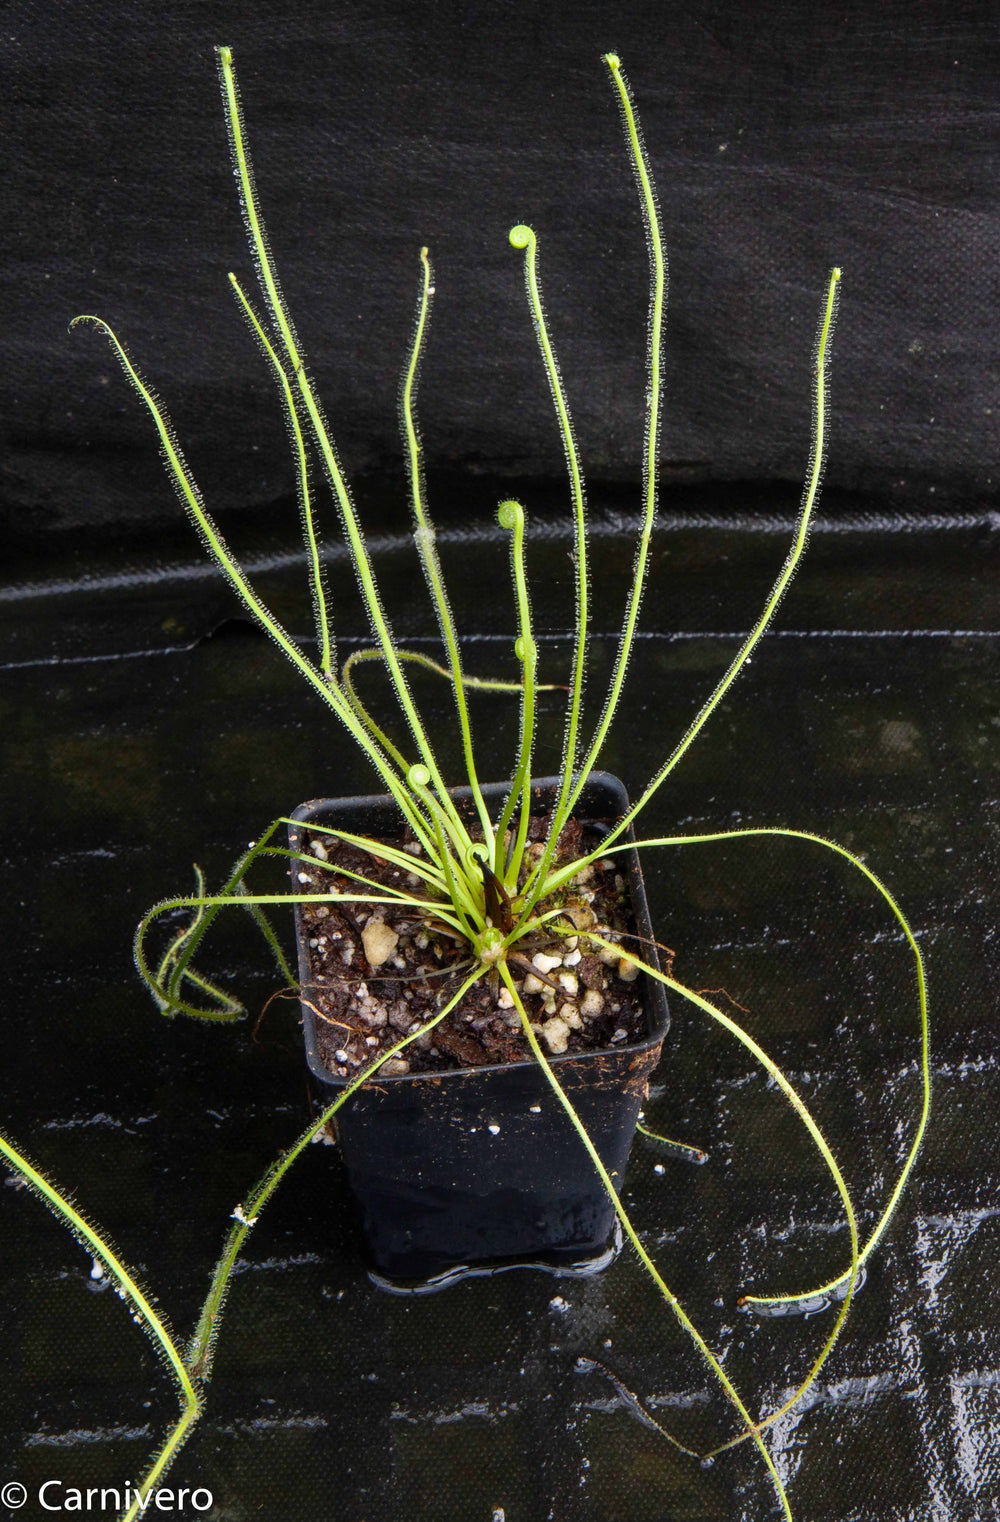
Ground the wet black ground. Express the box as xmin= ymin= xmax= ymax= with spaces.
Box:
xmin=2 ymin=489 xmax=999 ymax=1520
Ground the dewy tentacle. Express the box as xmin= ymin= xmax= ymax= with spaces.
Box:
xmin=499 ymin=963 xmax=795 ymax=1522
xmin=216 ymin=46 xmax=471 ymax=855
xmin=0 ymin=1131 xmax=202 ymax=1522
xmin=118 ymin=968 xmax=488 ymax=1513
xmin=492 ymin=500 xmax=539 ymax=886
xmin=228 ymin=273 xmax=334 ymax=677
xmin=188 ymin=965 xmax=487 ymax=1381
xmin=69 ymin=315 xmax=438 ymax=862
xmin=546 ymin=54 xmax=668 ymax=844
xmin=507 ymin=223 xmax=590 ymax=889
xmin=603 ymin=265 xmax=842 ymax=854
xmin=624 ymin=824 xmax=929 ymax=1305
xmin=402 ymin=247 xmax=494 ymax=848
xmin=584 ymin=937 xmax=860 ymax=1461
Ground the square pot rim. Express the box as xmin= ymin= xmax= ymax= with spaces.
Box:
xmin=289 ymin=770 xmax=670 ymax=1087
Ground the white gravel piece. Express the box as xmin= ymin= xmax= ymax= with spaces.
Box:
xmin=541 ymin=1015 xmax=571 ymax=1053
xmin=362 ymin=919 xmax=399 ymax=967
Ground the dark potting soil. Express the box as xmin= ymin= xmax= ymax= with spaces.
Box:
xmin=294 ymin=814 xmax=660 ymax=1077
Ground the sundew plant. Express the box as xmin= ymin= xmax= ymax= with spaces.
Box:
xmin=0 ymin=46 xmax=930 ymax=1521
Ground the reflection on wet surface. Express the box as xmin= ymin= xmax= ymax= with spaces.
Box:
xmin=2 ymin=502 xmax=998 ymax=1518
xmin=369 ymin=1222 xmax=626 ymax=1297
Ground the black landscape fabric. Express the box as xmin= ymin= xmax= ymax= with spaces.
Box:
xmin=3 ymin=0 xmax=1000 ymax=536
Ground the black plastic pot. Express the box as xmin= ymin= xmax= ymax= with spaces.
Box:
xmin=289 ymin=772 xmax=669 ymax=1285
